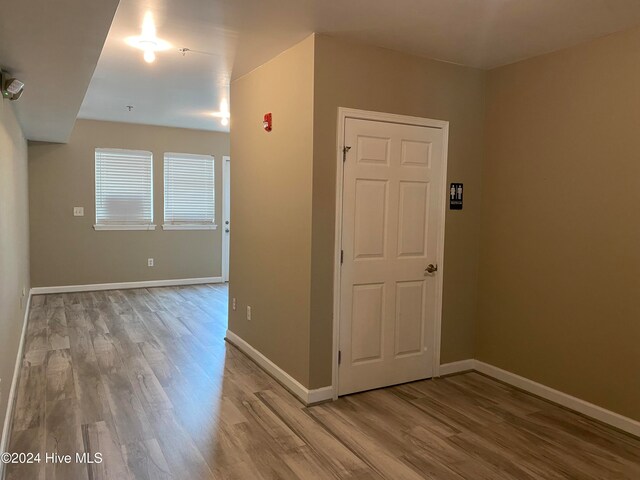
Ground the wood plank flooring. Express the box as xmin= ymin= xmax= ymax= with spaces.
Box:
xmin=6 ymin=285 xmax=640 ymax=479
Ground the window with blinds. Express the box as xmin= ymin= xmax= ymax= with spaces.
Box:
xmin=94 ymin=148 xmax=154 ymax=230
xmin=163 ymin=153 xmax=215 ymax=229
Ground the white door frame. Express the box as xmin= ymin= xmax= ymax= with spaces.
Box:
xmin=332 ymin=108 xmax=449 ymax=399
xmin=222 ymin=155 xmax=231 ymax=282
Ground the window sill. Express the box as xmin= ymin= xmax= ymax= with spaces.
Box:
xmin=94 ymin=224 xmax=157 ymax=231
xmin=162 ymin=224 xmax=218 ymax=231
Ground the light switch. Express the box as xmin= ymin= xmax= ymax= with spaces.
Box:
xmin=73 ymin=207 xmax=84 ymax=217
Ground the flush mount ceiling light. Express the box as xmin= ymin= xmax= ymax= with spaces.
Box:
xmin=125 ymin=11 xmax=171 ymax=64
xmin=211 ymin=99 xmax=230 ymax=126
xmin=212 ymin=113 xmax=230 ymax=126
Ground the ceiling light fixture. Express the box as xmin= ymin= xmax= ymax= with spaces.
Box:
xmin=211 ymin=98 xmax=230 ymax=127
xmin=125 ymin=11 xmax=171 ymax=64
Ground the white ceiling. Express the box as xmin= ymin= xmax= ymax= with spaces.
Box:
xmin=0 ymin=0 xmax=119 ymax=142
xmin=78 ymin=0 xmax=640 ymax=132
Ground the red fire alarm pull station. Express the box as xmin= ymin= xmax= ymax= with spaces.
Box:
xmin=263 ymin=113 xmax=272 ymax=132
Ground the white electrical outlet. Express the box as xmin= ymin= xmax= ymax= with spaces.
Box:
xmin=232 ymin=298 xmax=237 ymax=311
xmin=73 ymin=206 xmax=84 ymax=216
xmin=148 ymin=258 xmax=154 ymax=267
xmin=247 ymin=305 xmax=252 ymax=321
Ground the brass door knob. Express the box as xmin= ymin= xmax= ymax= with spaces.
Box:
xmin=425 ymin=264 xmax=438 ymax=274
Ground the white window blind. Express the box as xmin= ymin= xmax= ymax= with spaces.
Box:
xmin=164 ymin=153 xmax=215 ymax=227
xmin=95 ymin=148 xmax=154 ymax=229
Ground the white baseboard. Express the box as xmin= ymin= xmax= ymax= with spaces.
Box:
xmin=225 ymin=330 xmax=333 ymax=405
xmin=438 ymin=359 xmax=476 ymax=376
xmin=473 ymin=360 xmax=640 ymax=438
xmin=218 ymin=342 xmax=640 ymax=437
xmin=437 ymin=358 xmax=640 ymax=438
xmin=0 ymin=291 xmax=32 ymax=477
xmin=30 ymin=277 xmax=224 ymax=295
xmin=307 ymin=386 xmax=334 ymax=405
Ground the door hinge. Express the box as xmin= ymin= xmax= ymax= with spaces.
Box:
xmin=340 ymin=250 xmax=344 ymax=264
xmin=342 ymin=146 xmax=351 ymax=162
xmin=338 ymin=350 xmax=342 ymax=365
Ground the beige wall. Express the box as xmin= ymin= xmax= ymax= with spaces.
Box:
xmin=309 ymin=35 xmax=486 ymax=387
xmin=29 ymin=120 xmax=229 ymax=287
xmin=479 ymin=27 xmax=640 ymax=421
xmin=228 ymin=35 xmax=315 ymax=386
xmin=229 ymin=28 xmax=640 ymax=421
xmin=0 ymin=101 xmax=30 ymax=443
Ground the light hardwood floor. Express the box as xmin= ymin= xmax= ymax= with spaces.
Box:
xmin=6 ymin=285 xmax=640 ymax=479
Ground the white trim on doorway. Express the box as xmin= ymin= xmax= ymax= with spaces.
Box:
xmin=332 ymin=107 xmax=449 ymax=400
xmin=222 ymin=155 xmax=231 ymax=283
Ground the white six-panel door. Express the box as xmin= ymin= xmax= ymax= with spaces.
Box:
xmin=338 ymin=117 xmax=446 ymax=396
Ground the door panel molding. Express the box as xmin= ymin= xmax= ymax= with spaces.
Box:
xmin=332 ymin=108 xmax=449 ymax=399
